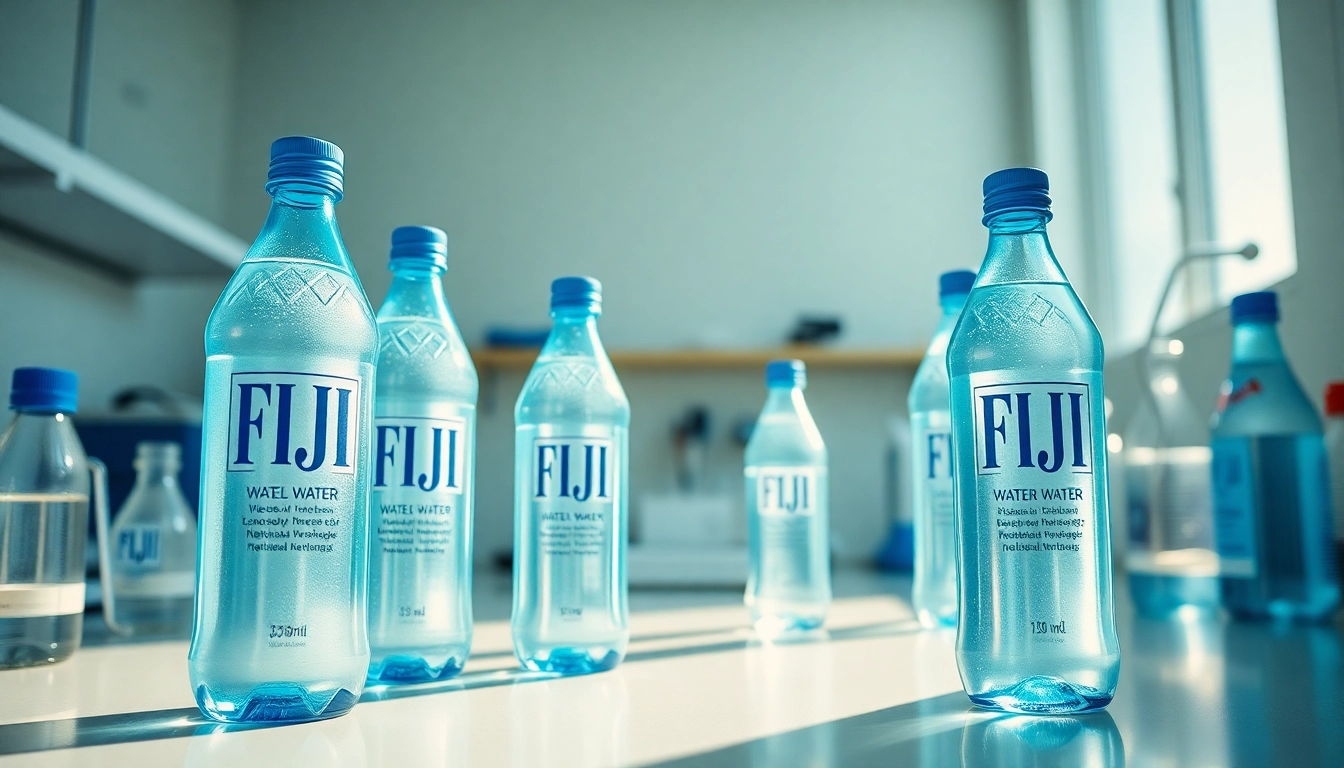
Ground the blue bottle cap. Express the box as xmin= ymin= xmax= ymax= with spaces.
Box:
xmin=939 ymin=269 xmax=976 ymax=297
xmin=389 ymin=225 xmax=448 ymax=271
xmin=551 ymin=276 xmax=602 ymax=312
xmin=1230 ymin=291 xmax=1279 ymax=324
xmin=266 ymin=136 xmax=345 ymax=200
xmin=10 ymin=367 xmax=78 ymax=414
xmin=766 ymin=359 xmax=806 ymax=389
xmin=982 ymin=167 xmax=1052 ymax=225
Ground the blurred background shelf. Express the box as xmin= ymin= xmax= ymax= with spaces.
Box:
xmin=0 ymin=103 xmax=247 ymax=279
xmin=473 ymin=346 xmax=925 ymax=371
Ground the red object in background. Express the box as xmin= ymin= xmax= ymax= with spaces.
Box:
xmin=1325 ymin=382 xmax=1344 ymax=417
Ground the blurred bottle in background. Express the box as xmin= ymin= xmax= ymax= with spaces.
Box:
xmin=1211 ymin=291 xmax=1339 ymax=621
xmin=1325 ymin=382 xmax=1344 ymax=554
xmin=367 ymin=226 xmax=478 ymax=684
xmin=104 ymin=441 xmax=197 ymax=636
xmin=0 ymin=368 xmax=89 ymax=667
xmin=513 ymin=277 xmax=629 ymax=673
xmin=1124 ymin=338 xmax=1218 ymax=617
xmin=745 ymin=360 xmax=831 ymax=637
xmin=190 ymin=136 xmax=377 ymax=722
xmin=909 ymin=269 xmax=974 ymax=629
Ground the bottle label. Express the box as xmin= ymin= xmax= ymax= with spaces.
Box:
xmin=215 ymin=363 xmax=369 ymax=649
xmin=1212 ymin=437 xmax=1258 ymax=577
xmin=116 ymin=525 xmax=162 ymax=569
xmin=0 ymin=583 xmax=85 ymax=618
xmin=530 ymin=431 xmax=618 ymax=559
xmin=912 ymin=416 xmax=955 ymax=531
xmin=370 ymin=406 xmax=471 ymax=631
xmin=965 ymin=376 xmax=1106 ymax=646
xmin=754 ymin=468 xmax=818 ymax=517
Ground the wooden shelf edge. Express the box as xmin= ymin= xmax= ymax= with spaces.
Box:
xmin=472 ymin=347 xmax=924 ymax=370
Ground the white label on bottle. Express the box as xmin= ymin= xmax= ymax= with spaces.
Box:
xmin=530 ymin=432 xmax=617 ymax=559
xmin=0 ymin=583 xmax=85 ymax=618
xmin=1211 ymin=437 xmax=1257 ymax=578
xmin=755 ymin=468 xmax=819 ymax=517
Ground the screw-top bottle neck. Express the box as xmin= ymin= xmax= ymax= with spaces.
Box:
xmin=132 ymin=442 xmax=182 ymax=489
xmin=382 ymin=266 xmax=450 ymax=321
xmin=541 ymin=308 xmax=604 ymax=359
xmin=939 ymin=292 xmax=968 ymax=316
xmin=1230 ymin=319 xmax=1286 ymax=363
xmin=978 ymin=211 xmax=1069 ymax=286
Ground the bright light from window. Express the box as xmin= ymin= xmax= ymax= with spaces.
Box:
xmin=1167 ymin=338 xmax=1184 ymax=355
xmin=1199 ymin=0 xmax=1297 ymax=301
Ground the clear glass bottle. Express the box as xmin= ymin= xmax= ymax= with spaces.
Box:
xmin=190 ymin=136 xmax=378 ymax=722
xmin=106 ymin=441 xmax=197 ymax=636
xmin=1124 ymin=339 xmax=1218 ymax=616
xmin=0 ymin=368 xmax=88 ymax=667
xmin=513 ymin=277 xmax=629 ymax=673
xmin=947 ymin=168 xmax=1119 ymax=714
xmin=1210 ymin=291 xmax=1339 ymax=620
xmin=910 ymin=270 xmax=974 ymax=629
xmin=745 ymin=360 xmax=830 ymax=636
xmin=368 ymin=226 xmax=477 ymax=683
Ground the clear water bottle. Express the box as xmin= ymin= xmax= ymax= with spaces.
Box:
xmin=1324 ymin=382 xmax=1344 ymax=551
xmin=947 ymin=168 xmax=1120 ymax=714
xmin=1124 ymin=339 xmax=1218 ymax=617
xmin=103 ymin=441 xmax=197 ymax=636
xmin=513 ymin=277 xmax=629 ymax=673
xmin=910 ymin=269 xmax=974 ymax=629
xmin=368 ymin=226 xmax=477 ymax=683
xmin=744 ymin=360 xmax=830 ymax=636
xmin=0 ymin=368 xmax=89 ymax=667
xmin=1210 ymin=291 xmax=1339 ymax=620
xmin=189 ymin=136 xmax=378 ymax=722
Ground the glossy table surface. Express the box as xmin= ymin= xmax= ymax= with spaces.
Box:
xmin=0 ymin=570 xmax=1340 ymax=767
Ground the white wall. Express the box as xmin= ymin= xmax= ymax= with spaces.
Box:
xmin=1 ymin=0 xmax=1033 ymax=563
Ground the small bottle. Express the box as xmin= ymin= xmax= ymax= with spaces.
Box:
xmin=947 ymin=168 xmax=1119 ymax=714
xmin=513 ymin=277 xmax=629 ymax=673
xmin=1123 ymin=339 xmax=1219 ymax=617
xmin=0 ymin=368 xmax=88 ymax=667
xmin=910 ymin=270 xmax=974 ymax=629
xmin=1324 ymin=382 xmax=1344 ymax=553
xmin=106 ymin=441 xmax=197 ymax=636
xmin=190 ymin=137 xmax=378 ymax=722
xmin=1210 ymin=291 xmax=1339 ymax=620
xmin=368 ymin=226 xmax=478 ymax=683
xmin=745 ymin=360 xmax=830 ymax=636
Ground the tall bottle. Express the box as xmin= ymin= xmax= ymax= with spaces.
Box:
xmin=1123 ymin=339 xmax=1218 ymax=616
xmin=910 ymin=270 xmax=974 ymax=629
xmin=513 ymin=277 xmax=629 ymax=673
xmin=0 ymin=368 xmax=88 ymax=667
xmin=107 ymin=441 xmax=197 ymax=636
xmin=368 ymin=226 xmax=477 ymax=683
xmin=190 ymin=137 xmax=378 ymax=722
xmin=744 ymin=360 xmax=830 ymax=636
xmin=947 ymin=168 xmax=1119 ymax=714
xmin=1210 ymin=291 xmax=1339 ymax=620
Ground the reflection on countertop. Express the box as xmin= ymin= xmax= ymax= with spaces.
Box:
xmin=0 ymin=570 xmax=1342 ymax=766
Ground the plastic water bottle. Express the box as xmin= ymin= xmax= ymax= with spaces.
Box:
xmin=0 ymin=368 xmax=89 ymax=667
xmin=513 ymin=277 xmax=629 ymax=673
xmin=104 ymin=441 xmax=197 ymax=636
xmin=744 ymin=360 xmax=830 ymax=636
xmin=1124 ymin=339 xmax=1218 ymax=616
xmin=947 ymin=168 xmax=1120 ymax=713
xmin=368 ymin=226 xmax=477 ymax=683
xmin=1210 ymin=291 xmax=1339 ymax=620
xmin=910 ymin=270 xmax=974 ymax=629
xmin=190 ymin=137 xmax=378 ymax=722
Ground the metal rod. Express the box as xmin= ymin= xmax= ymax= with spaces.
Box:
xmin=69 ymin=0 xmax=98 ymax=149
